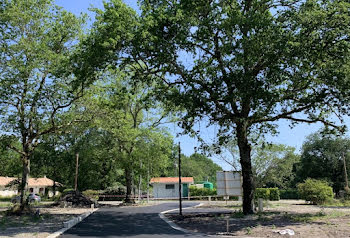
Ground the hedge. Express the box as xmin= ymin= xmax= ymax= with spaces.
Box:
xmin=269 ymin=188 xmax=280 ymax=201
xmin=255 ymin=188 xmax=270 ymax=200
xmin=280 ymin=189 xmax=300 ymax=199
xmin=189 ymin=186 xmax=217 ymax=197
xmin=255 ymin=188 xmax=280 ymax=201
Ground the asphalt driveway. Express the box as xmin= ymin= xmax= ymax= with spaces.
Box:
xmin=59 ymin=202 xmax=209 ymax=238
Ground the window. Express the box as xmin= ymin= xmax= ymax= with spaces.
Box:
xmin=165 ymin=184 xmax=175 ymax=189
xmin=39 ymin=188 xmax=44 ymax=193
xmin=29 ymin=188 xmax=34 ymax=193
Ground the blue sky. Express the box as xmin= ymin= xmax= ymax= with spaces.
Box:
xmin=55 ymin=0 xmax=349 ymax=170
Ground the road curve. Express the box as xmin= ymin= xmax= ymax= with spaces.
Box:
xmin=59 ymin=202 xmax=210 ymax=238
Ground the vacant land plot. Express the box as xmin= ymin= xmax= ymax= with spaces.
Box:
xmin=0 ymin=204 xmax=92 ymax=238
xmin=166 ymin=200 xmax=350 ymax=238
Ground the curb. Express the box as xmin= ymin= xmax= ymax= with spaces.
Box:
xmin=159 ymin=203 xmax=215 ymax=236
xmin=159 ymin=204 xmax=260 ymax=238
xmin=47 ymin=208 xmax=98 ymax=238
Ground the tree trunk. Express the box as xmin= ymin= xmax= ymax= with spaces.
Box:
xmin=20 ymin=155 xmax=30 ymax=207
xmin=125 ymin=167 xmax=134 ymax=203
xmin=147 ymin=160 xmax=150 ymax=203
xmin=236 ymin=123 xmax=254 ymax=214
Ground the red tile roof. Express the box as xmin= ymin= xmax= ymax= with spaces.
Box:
xmin=150 ymin=177 xmax=194 ymax=184
xmin=0 ymin=176 xmax=58 ymax=187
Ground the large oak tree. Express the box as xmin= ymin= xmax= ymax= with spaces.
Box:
xmin=0 ymin=0 xmax=85 ymax=209
xmin=82 ymin=0 xmax=349 ymax=214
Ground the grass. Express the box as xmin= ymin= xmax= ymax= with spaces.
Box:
xmin=281 ymin=210 xmax=346 ymax=223
xmin=323 ymin=199 xmax=350 ymax=207
xmin=0 ymin=202 xmax=11 ymax=208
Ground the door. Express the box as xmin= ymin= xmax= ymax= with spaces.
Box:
xmin=182 ymin=183 xmax=188 ymax=197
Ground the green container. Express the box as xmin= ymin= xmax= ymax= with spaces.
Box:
xmin=203 ymin=182 xmax=213 ymax=190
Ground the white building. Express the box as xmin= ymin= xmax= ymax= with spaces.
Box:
xmin=0 ymin=176 xmax=60 ymax=197
xmin=150 ymin=177 xmax=194 ymax=198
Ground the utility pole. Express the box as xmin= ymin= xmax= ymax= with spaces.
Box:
xmin=343 ymin=152 xmax=349 ymax=191
xmin=74 ymin=152 xmax=79 ymax=192
xmin=178 ymin=142 xmax=182 ymax=216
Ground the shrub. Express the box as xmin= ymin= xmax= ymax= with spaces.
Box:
xmin=82 ymin=190 xmax=100 ymax=200
xmin=62 ymin=188 xmax=74 ymax=194
xmin=0 ymin=196 xmax=12 ymax=202
xmin=255 ymin=188 xmax=270 ymax=200
xmin=280 ymin=189 xmax=300 ymax=199
xmin=189 ymin=186 xmax=217 ymax=197
xmin=297 ymin=178 xmax=333 ymax=205
xmin=269 ymin=188 xmax=280 ymax=201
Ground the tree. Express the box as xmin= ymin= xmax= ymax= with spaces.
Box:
xmin=0 ymin=0 xmax=85 ymax=209
xmin=179 ymin=153 xmax=222 ymax=186
xmin=84 ymin=70 xmax=173 ymax=202
xmin=297 ymin=132 xmax=350 ymax=194
xmin=81 ymin=0 xmax=350 ymax=213
xmin=130 ymin=0 xmax=350 ymax=214
xmin=253 ymin=144 xmax=299 ymax=189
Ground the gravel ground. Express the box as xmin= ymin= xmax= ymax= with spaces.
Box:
xmin=166 ymin=200 xmax=350 ymax=238
xmin=0 ymin=207 xmax=92 ymax=238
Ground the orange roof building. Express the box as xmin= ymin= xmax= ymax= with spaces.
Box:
xmin=0 ymin=176 xmax=61 ymax=197
xmin=150 ymin=177 xmax=194 ymax=184
xmin=150 ymin=177 xmax=194 ymax=199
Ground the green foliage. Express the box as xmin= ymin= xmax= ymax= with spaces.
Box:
xmin=62 ymin=188 xmax=75 ymax=194
xmin=255 ymin=188 xmax=270 ymax=200
xmin=253 ymin=144 xmax=300 ymax=189
xmin=172 ymin=153 xmax=222 ymax=186
xmin=269 ymin=188 xmax=280 ymax=201
xmin=255 ymin=188 xmax=280 ymax=201
xmin=0 ymin=0 xmax=86 ymax=208
xmin=189 ymin=186 xmax=216 ymax=197
xmin=297 ymin=179 xmax=334 ymax=205
xmin=279 ymin=189 xmax=300 ymax=200
xmin=82 ymin=190 xmax=100 ymax=200
xmin=0 ymin=196 xmax=12 ymax=202
xmin=296 ymin=132 xmax=350 ymax=194
xmin=83 ymin=0 xmax=350 ymax=215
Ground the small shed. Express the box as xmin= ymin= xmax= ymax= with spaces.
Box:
xmin=150 ymin=177 xmax=194 ymax=198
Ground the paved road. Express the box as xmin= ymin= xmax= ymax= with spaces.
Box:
xmin=60 ymin=202 xmax=210 ymax=238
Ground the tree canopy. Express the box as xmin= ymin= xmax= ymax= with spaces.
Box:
xmin=0 ymin=0 xmax=86 ymax=207
xmin=297 ymin=132 xmax=350 ymax=194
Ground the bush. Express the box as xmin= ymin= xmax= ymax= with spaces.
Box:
xmin=269 ymin=188 xmax=280 ymax=201
xmin=82 ymin=190 xmax=100 ymax=200
xmin=62 ymin=188 xmax=74 ymax=194
xmin=255 ymin=188 xmax=280 ymax=201
xmin=255 ymin=188 xmax=270 ymax=200
xmin=189 ymin=186 xmax=217 ymax=197
xmin=280 ymin=189 xmax=300 ymax=199
xmin=0 ymin=196 xmax=12 ymax=202
xmin=297 ymin=179 xmax=333 ymax=205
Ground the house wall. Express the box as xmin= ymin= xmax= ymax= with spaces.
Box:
xmin=153 ymin=183 xmax=192 ymax=198
xmin=0 ymin=186 xmax=18 ymax=197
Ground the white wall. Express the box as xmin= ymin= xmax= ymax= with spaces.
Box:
xmin=0 ymin=189 xmax=18 ymax=197
xmin=153 ymin=183 xmax=184 ymax=198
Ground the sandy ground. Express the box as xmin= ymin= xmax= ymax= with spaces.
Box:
xmin=166 ymin=200 xmax=350 ymax=238
xmin=0 ymin=205 xmax=92 ymax=238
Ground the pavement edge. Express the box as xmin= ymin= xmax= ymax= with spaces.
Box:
xmin=159 ymin=203 xmax=214 ymax=236
xmin=46 ymin=208 xmax=99 ymax=238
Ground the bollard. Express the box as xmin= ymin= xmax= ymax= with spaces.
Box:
xmin=258 ymin=198 xmax=263 ymax=212
xmin=91 ymin=203 xmax=94 ymax=209
xmin=208 ymin=196 xmax=211 ymax=205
